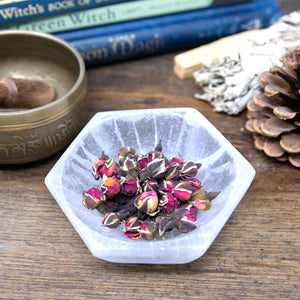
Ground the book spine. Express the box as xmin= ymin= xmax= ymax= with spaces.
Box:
xmin=0 ymin=0 xmax=133 ymax=25
xmin=64 ymin=0 xmax=280 ymax=67
xmin=56 ymin=0 xmax=277 ymax=42
xmin=1 ymin=0 xmax=248 ymax=33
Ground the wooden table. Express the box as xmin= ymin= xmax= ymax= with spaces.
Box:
xmin=1 ymin=1 xmax=299 ymax=299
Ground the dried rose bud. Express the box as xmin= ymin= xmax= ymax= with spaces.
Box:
xmin=92 ymin=154 xmax=118 ymax=179
xmin=142 ymin=179 xmax=158 ymax=192
xmin=121 ymin=157 xmax=137 ymax=172
xmin=124 ymin=230 xmax=141 ymax=240
xmin=193 ymin=199 xmax=212 ymax=211
xmin=137 ymin=155 xmax=149 ymax=170
xmin=146 ymin=140 xmax=164 ymax=162
xmin=124 ymin=216 xmax=141 ymax=232
xmin=82 ymin=187 xmax=106 ymax=210
xmin=172 ymin=181 xmax=194 ymax=201
xmin=179 ymin=160 xmax=201 ymax=178
xmin=118 ymin=146 xmax=138 ymax=165
xmin=124 ymin=216 xmax=141 ymax=240
xmin=121 ymin=175 xmax=139 ymax=197
xmin=183 ymin=178 xmax=203 ymax=191
xmin=146 ymin=158 xmax=166 ymax=180
xmin=102 ymin=177 xmax=121 ymax=198
xmin=134 ymin=191 xmax=158 ymax=214
xmin=190 ymin=188 xmax=206 ymax=200
xmin=138 ymin=221 xmax=158 ymax=241
xmin=170 ymin=157 xmax=183 ymax=164
xmin=156 ymin=215 xmax=177 ymax=237
xmin=102 ymin=212 xmax=121 ymax=229
xmin=159 ymin=194 xmax=178 ymax=214
xmin=177 ymin=206 xmax=198 ymax=233
xmin=158 ymin=180 xmax=176 ymax=194
xmin=165 ymin=164 xmax=179 ymax=180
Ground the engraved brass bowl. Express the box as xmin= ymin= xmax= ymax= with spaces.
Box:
xmin=0 ymin=30 xmax=88 ymax=164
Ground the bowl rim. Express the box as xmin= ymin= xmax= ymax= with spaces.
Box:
xmin=0 ymin=30 xmax=86 ymax=119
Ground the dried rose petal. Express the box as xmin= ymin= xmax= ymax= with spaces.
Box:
xmin=82 ymin=187 xmax=106 ymax=210
xmin=102 ymin=177 xmax=121 ymax=198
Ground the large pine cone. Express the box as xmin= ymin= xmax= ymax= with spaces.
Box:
xmin=245 ymin=47 xmax=300 ymax=168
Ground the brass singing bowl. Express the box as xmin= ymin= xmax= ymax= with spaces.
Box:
xmin=0 ymin=30 xmax=88 ymax=164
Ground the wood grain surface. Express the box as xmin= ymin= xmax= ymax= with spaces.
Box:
xmin=1 ymin=1 xmax=299 ymax=299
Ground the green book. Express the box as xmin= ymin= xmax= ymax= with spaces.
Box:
xmin=1 ymin=0 xmax=215 ymax=33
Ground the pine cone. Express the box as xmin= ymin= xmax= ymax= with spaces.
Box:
xmin=245 ymin=47 xmax=300 ymax=168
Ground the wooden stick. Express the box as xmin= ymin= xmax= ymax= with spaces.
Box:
xmin=174 ymin=30 xmax=262 ymax=79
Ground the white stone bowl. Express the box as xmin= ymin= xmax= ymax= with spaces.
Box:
xmin=45 ymin=107 xmax=255 ymax=264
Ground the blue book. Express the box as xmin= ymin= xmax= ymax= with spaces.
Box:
xmin=55 ymin=0 xmax=281 ymax=67
xmin=0 ymin=0 xmax=136 ymax=25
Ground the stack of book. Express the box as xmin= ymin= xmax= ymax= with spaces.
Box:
xmin=0 ymin=0 xmax=281 ymax=67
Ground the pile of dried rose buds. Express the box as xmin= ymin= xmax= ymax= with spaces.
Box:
xmin=82 ymin=141 xmax=220 ymax=241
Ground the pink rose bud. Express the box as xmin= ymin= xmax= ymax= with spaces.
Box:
xmin=138 ymin=221 xmax=158 ymax=241
xmin=82 ymin=187 xmax=106 ymax=210
xmin=102 ymin=212 xmax=121 ymax=229
xmin=193 ymin=199 xmax=212 ymax=211
xmin=172 ymin=181 xmax=194 ymax=201
xmin=183 ymin=178 xmax=203 ymax=191
xmin=179 ymin=161 xmax=201 ymax=178
xmin=122 ymin=177 xmax=139 ymax=197
xmin=159 ymin=194 xmax=178 ymax=214
xmin=177 ymin=206 xmax=198 ymax=233
xmin=124 ymin=216 xmax=141 ymax=240
xmin=118 ymin=146 xmax=138 ymax=165
xmin=146 ymin=158 xmax=166 ymax=180
xmin=142 ymin=179 xmax=158 ymax=192
xmin=134 ymin=191 xmax=159 ymax=214
xmin=121 ymin=157 xmax=137 ymax=172
xmin=92 ymin=155 xmax=118 ymax=179
xmin=137 ymin=155 xmax=149 ymax=170
xmin=102 ymin=177 xmax=121 ymax=198
xmin=165 ymin=164 xmax=179 ymax=180
xmin=170 ymin=157 xmax=183 ymax=164
xmin=124 ymin=230 xmax=141 ymax=240
xmin=158 ymin=180 xmax=176 ymax=194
